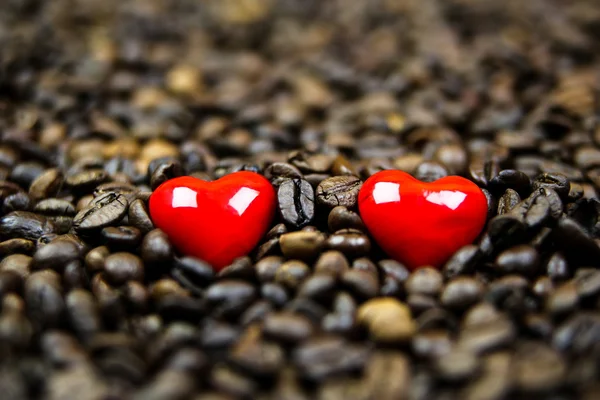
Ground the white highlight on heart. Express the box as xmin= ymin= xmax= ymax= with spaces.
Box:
xmin=425 ymin=190 xmax=467 ymax=210
xmin=228 ymin=187 xmax=260 ymax=216
xmin=373 ymin=182 xmax=400 ymax=204
xmin=172 ymin=187 xmax=198 ymax=208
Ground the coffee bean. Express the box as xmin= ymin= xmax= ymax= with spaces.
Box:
xmin=25 ymin=270 xmax=65 ymax=330
xmin=414 ymin=161 xmax=449 ymax=182
xmin=101 ymin=226 xmax=141 ymax=250
xmin=66 ymin=169 xmax=108 ymax=195
xmin=279 ymin=231 xmax=326 ymax=261
xmin=73 ymin=193 xmax=128 ymax=232
xmin=327 ymin=205 xmax=365 ymax=232
xmin=298 ymin=273 xmax=336 ymax=300
xmin=406 ymin=267 xmax=443 ymax=296
xmin=435 ymin=349 xmax=480 ymax=382
xmin=489 ymin=169 xmax=531 ymax=197
xmin=458 ymin=316 xmax=516 ymax=354
xmin=128 ymin=199 xmax=154 ymax=234
xmin=2 ymin=191 xmax=32 ymax=213
xmin=205 ymin=280 xmax=256 ymax=318
xmin=326 ymin=229 xmax=371 ymax=258
xmin=29 ymin=168 xmax=63 ymax=201
xmin=141 ymin=229 xmax=173 ymax=265
xmin=0 ymin=211 xmax=55 ymax=241
xmin=293 ymin=336 xmax=370 ymax=381
xmin=32 ymin=240 xmax=80 ymax=272
xmin=104 ymin=252 xmax=144 ymax=285
xmin=443 ymin=245 xmax=480 ymax=278
xmin=341 ymin=269 xmax=378 ymax=299
xmin=229 ymin=325 xmax=284 ymax=378
xmin=275 ymin=260 xmax=310 ymax=290
xmin=263 ymin=312 xmax=314 ymax=344
xmin=546 ymin=281 xmax=578 ymax=316
xmin=65 ymin=289 xmax=101 ymax=340
xmin=494 ymin=245 xmax=540 ymax=276
xmin=532 ymin=173 xmax=570 ymax=200
xmin=316 ymin=176 xmax=362 ymax=208
xmin=512 ymin=342 xmax=566 ymax=392
xmin=277 ymin=178 xmax=314 ymax=228
xmin=85 ymin=246 xmax=110 ymax=275
xmin=0 ymin=238 xmax=35 ymax=256
xmin=357 ymin=298 xmax=416 ymax=342
xmin=441 ymin=277 xmax=484 ymax=309
xmin=314 ymin=250 xmax=349 ymax=276
xmin=150 ymin=160 xmax=183 ymax=190
xmin=264 ymin=162 xmax=303 ymax=186
xmin=254 ymin=256 xmax=283 ymax=283
xmin=34 ymin=198 xmax=76 ymax=216
xmin=0 ymin=254 xmax=32 ymax=278
xmin=497 ymin=188 xmax=521 ymax=215
xmin=553 ymin=313 xmax=600 ymax=355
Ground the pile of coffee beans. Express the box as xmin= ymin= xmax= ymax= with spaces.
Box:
xmin=1 ymin=0 xmax=600 ymax=398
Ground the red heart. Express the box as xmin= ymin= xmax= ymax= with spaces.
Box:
xmin=358 ymin=170 xmax=487 ymax=270
xmin=149 ymin=172 xmax=276 ymax=271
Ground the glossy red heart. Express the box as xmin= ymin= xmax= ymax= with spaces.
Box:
xmin=358 ymin=170 xmax=487 ymax=270
xmin=149 ymin=172 xmax=276 ymax=271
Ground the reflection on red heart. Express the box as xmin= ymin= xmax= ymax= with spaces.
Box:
xmin=149 ymin=172 xmax=276 ymax=271
xmin=358 ymin=170 xmax=487 ymax=270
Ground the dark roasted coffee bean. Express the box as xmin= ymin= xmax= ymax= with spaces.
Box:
xmin=279 ymin=231 xmax=326 ymax=261
xmin=32 ymin=240 xmax=79 ymax=272
xmin=94 ymin=182 xmax=139 ymax=199
xmin=66 ymin=169 xmax=108 ymax=195
xmin=316 ymin=176 xmax=362 ymax=208
xmin=128 ymin=199 xmax=154 ymax=234
xmin=298 ymin=273 xmax=336 ymax=300
xmin=315 ymin=250 xmax=349 ymax=276
xmin=441 ymin=277 xmax=484 ymax=309
xmin=104 ymin=252 xmax=144 ymax=285
xmin=327 ymin=205 xmax=365 ymax=232
xmin=443 ymin=244 xmax=480 ymax=278
xmin=574 ymin=268 xmax=600 ymax=300
xmin=2 ymin=191 xmax=31 ymax=213
xmin=489 ymin=169 xmax=531 ymax=197
xmin=379 ymin=259 xmax=410 ymax=283
xmin=0 ymin=271 xmax=22 ymax=298
xmin=458 ymin=316 xmax=516 ymax=354
xmin=240 ymin=300 xmax=272 ymax=325
xmin=414 ymin=161 xmax=448 ymax=182
xmin=254 ymin=256 xmax=283 ymax=283
xmin=532 ymin=172 xmax=570 ymax=200
xmin=497 ymin=188 xmax=521 ymax=215
xmin=101 ymin=226 xmax=142 ymax=249
xmin=406 ymin=267 xmax=443 ymax=296
xmin=275 ymin=260 xmax=310 ymax=290
xmin=65 ymin=289 xmax=101 ymax=340
xmin=513 ymin=342 xmax=566 ymax=392
xmin=0 ymin=211 xmax=55 ymax=241
xmin=263 ymin=312 xmax=314 ymax=344
xmin=25 ymin=270 xmax=64 ymax=330
xmin=277 ymin=178 xmax=314 ymax=228
xmin=261 ymin=282 xmax=288 ymax=307
xmin=264 ymin=162 xmax=303 ymax=186
xmin=0 ymin=254 xmax=32 ymax=278
xmin=326 ymin=229 xmax=371 ymax=258
xmin=206 ymin=280 xmax=256 ymax=319
xmin=28 ymin=168 xmax=63 ymax=201
xmin=230 ymin=325 xmax=284 ymax=377
xmin=553 ymin=313 xmax=600 ymax=355
xmin=412 ymin=330 xmax=452 ymax=358
xmin=293 ymin=336 xmax=370 ymax=381
xmin=469 ymin=159 xmax=500 ymax=187
xmin=0 ymin=238 xmax=35 ymax=256
xmin=546 ymin=281 xmax=578 ymax=316
xmin=150 ymin=160 xmax=183 ymax=190
xmin=72 ymin=193 xmax=128 ymax=232
xmin=341 ymin=269 xmax=378 ymax=299
xmin=85 ymin=246 xmax=110 ymax=275
xmin=34 ymin=198 xmax=76 ymax=216
xmin=140 ymin=229 xmax=173 ymax=265
xmin=551 ymin=218 xmax=600 ymax=266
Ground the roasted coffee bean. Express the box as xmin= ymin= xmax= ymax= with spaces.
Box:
xmin=434 ymin=349 xmax=480 ymax=382
xmin=326 ymin=229 xmax=371 ymax=258
xmin=279 ymin=231 xmax=326 ymax=261
xmin=66 ymin=169 xmax=108 ymax=194
xmin=263 ymin=312 xmax=314 ymax=344
xmin=441 ymin=277 xmax=484 ymax=309
xmin=327 ymin=205 xmax=365 ymax=232
xmin=546 ymin=252 xmax=571 ymax=281
xmin=128 ymin=199 xmax=154 ymax=234
xmin=315 ymin=250 xmax=350 ymax=276
xmin=34 ymin=198 xmax=76 ymax=216
xmin=293 ymin=336 xmax=370 ymax=381
xmin=94 ymin=182 xmax=139 ymax=199
xmin=532 ymin=173 xmax=570 ymax=200
xmin=104 ymin=252 xmax=144 ymax=285
xmin=65 ymin=289 xmax=101 ymax=340
xmin=358 ymin=298 xmax=416 ymax=342
xmin=28 ymin=168 xmax=63 ymax=201
xmin=443 ymin=244 xmax=480 ymax=278
xmin=495 ymin=245 xmax=540 ymax=276
xmin=553 ymin=313 xmax=600 ymax=355
xmin=85 ymin=246 xmax=110 ymax=275
xmin=150 ymin=160 xmax=183 ymax=190
xmin=205 ymin=280 xmax=256 ymax=318
xmin=0 ymin=238 xmax=35 ymax=256
xmin=316 ymin=176 xmax=362 ymax=208
xmin=0 ymin=211 xmax=55 ymax=241
xmin=298 ymin=273 xmax=336 ymax=301
xmin=414 ymin=161 xmax=449 ymax=182
xmin=25 ymin=271 xmax=64 ymax=330
xmin=512 ymin=341 xmax=566 ymax=393
xmin=552 ymin=218 xmax=600 ymax=266
xmin=229 ymin=325 xmax=284 ymax=378
xmin=497 ymin=188 xmax=521 ymax=215
xmin=264 ymin=162 xmax=303 ymax=186
xmin=458 ymin=316 xmax=516 ymax=354
xmin=101 ymin=226 xmax=142 ymax=249
xmin=406 ymin=267 xmax=443 ymax=297
xmin=261 ymin=283 xmax=289 ymax=307
xmin=341 ymin=269 xmax=378 ymax=299
xmin=72 ymin=193 xmax=128 ymax=232
xmin=254 ymin=256 xmax=283 ymax=283
xmin=141 ymin=229 xmax=173 ymax=265
xmin=277 ymin=178 xmax=314 ymax=228
xmin=412 ymin=330 xmax=452 ymax=358
xmin=489 ymin=169 xmax=531 ymax=197
xmin=0 ymin=271 xmax=23 ymax=298
xmin=2 ymin=191 xmax=32 ymax=213
xmin=275 ymin=260 xmax=310 ymax=290
xmin=32 ymin=240 xmax=79 ymax=272
xmin=0 ymin=254 xmax=32 ymax=278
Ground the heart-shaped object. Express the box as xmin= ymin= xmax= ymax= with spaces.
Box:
xmin=358 ymin=170 xmax=487 ymax=269
xmin=149 ymin=172 xmax=276 ymax=270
